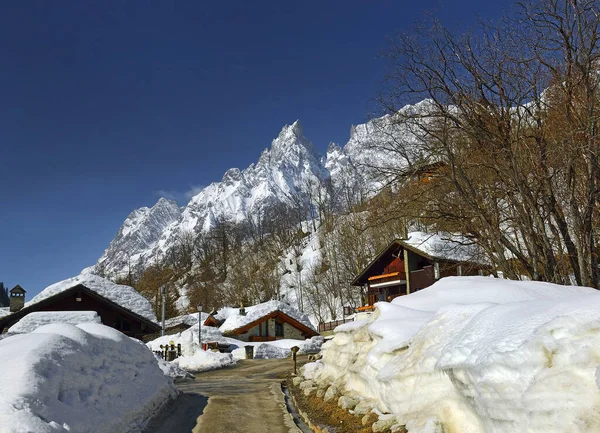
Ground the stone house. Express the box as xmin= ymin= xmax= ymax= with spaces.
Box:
xmin=204 ymin=300 xmax=319 ymax=342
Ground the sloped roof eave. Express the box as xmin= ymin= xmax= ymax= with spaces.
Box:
xmin=223 ymin=310 xmax=318 ymax=337
xmin=351 ymin=238 xmax=487 ymax=286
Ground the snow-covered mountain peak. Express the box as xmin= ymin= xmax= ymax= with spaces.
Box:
xmin=222 ymin=167 xmax=242 ymax=184
xmin=266 ymin=120 xmax=318 ymax=165
xmin=91 ymin=114 xmax=403 ymax=279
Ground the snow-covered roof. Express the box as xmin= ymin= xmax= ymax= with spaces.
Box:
xmin=164 ymin=312 xmax=208 ymax=329
xmin=402 ymin=231 xmax=485 ymax=263
xmin=27 ymin=274 xmax=158 ymax=323
xmin=218 ymin=300 xmax=316 ymax=334
xmin=7 ymin=311 xmax=101 ymax=334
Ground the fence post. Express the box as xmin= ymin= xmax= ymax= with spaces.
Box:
xmin=291 ymin=346 xmax=300 ymax=375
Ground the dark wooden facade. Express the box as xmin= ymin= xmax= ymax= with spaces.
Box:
xmin=353 ymin=239 xmax=489 ymax=309
xmin=0 ymin=284 xmax=160 ymax=340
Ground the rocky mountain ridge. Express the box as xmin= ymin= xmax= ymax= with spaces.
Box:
xmin=89 ymin=107 xmax=423 ymax=279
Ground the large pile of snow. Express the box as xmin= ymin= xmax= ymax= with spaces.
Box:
xmin=28 ymin=273 xmax=157 ymax=322
xmin=8 ymin=311 xmax=101 ymax=334
xmin=0 ymin=323 xmax=176 ymax=433
xmin=219 ymin=300 xmax=316 ymax=334
xmin=147 ymin=323 xmax=236 ymax=372
xmin=254 ymin=343 xmax=291 ymax=359
xmin=172 ymin=350 xmax=235 ymax=372
xmin=304 ymin=276 xmax=600 ymax=433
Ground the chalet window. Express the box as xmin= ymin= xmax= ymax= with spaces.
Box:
xmin=258 ymin=321 xmax=268 ymax=336
xmin=275 ymin=321 xmax=284 ymax=337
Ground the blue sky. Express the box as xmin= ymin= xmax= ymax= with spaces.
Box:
xmin=0 ymin=1 xmax=511 ymax=298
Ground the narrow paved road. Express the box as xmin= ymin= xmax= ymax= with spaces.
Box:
xmin=144 ymin=356 xmax=307 ymax=433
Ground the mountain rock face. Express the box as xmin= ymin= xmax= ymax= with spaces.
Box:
xmin=90 ymin=110 xmax=422 ymax=278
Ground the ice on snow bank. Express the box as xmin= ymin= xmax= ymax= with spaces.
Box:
xmin=0 ymin=323 xmax=176 ymax=433
xmin=304 ymin=276 xmax=600 ymax=433
xmin=254 ymin=343 xmax=291 ymax=359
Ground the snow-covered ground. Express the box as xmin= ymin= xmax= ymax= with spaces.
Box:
xmin=0 ymin=323 xmax=176 ymax=433
xmin=303 ymin=276 xmax=600 ymax=433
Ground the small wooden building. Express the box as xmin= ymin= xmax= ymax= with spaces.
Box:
xmin=353 ymin=233 xmax=489 ymax=309
xmin=0 ymin=283 xmax=160 ymax=340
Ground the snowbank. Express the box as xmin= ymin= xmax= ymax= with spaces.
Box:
xmin=8 ymin=311 xmax=101 ymax=334
xmin=0 ymin=323 xmax=176 ymax=433
xmin=304 ymin=276 xmax=600 ymax=433
xmin=254 ymin=343 xmax=291 ymax=359
xmin=172 ymin=350 xmax=235 ymax=372
xmin=147 ymin=323 xmax=236 ymax=372
xmin=29 ymin=273 xmax=157 ymax=322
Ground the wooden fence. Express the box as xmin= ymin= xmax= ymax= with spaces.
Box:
xmin=318 ymin=318 xmax=354 ymax=333
xmin=153 ymin=342 xmax=182 ymax=361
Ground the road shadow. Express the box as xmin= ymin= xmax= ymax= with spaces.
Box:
xmin=144 ymin=392 xmax=208 ymax=433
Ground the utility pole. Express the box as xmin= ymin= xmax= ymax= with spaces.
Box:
xmin=161 ymin=286 xmax=166 ymax=336
xmin=197 ymin=304 xmax=203 ymax=350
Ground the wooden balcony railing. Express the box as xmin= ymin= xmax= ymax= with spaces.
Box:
xmin=248 ymin=336 xmax=276 ymax=342
xmin=368 ymin=272 xmax=406 ymax=288
xmin=318 ymin=318 xmax=354 ymax=333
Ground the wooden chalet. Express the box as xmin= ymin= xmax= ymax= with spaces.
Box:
xmin=0 ymin=283 xmax=160 ymax=340
xmin=353 ymin=233 xmax=489 ymax=310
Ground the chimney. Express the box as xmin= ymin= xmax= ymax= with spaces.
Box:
xmin=239 ymin=303 xmax=246 ymax=316
xmin=9 ymin=285 xmax=26 ymax=312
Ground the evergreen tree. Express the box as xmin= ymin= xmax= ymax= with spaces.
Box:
xmin=0 ymin=282 xmax=9 ymax=307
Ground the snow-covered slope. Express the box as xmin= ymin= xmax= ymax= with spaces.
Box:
xmin=90 ymin=108 xmax=425 ymax=282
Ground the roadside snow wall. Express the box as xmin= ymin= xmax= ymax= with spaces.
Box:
xmin=303 ymin=276 xmax=600 ymax=433
xmin=0 ymin=323 xmax=177 ymax=433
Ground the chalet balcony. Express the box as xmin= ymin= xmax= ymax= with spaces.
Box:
xmin=248 ymin=336 xmax=276 ymax=342
xmin=367 ymin=271 xmax=407 ymax=289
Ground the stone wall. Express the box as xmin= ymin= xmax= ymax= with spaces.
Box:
xmin=282 ymin=321 xmax=305 ymax=340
